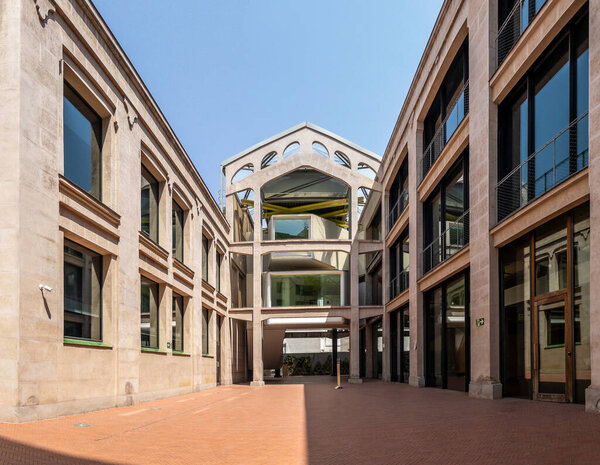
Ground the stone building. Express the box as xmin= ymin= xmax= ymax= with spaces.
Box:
xmin=1 ymin=0 xmax=599 ymax=423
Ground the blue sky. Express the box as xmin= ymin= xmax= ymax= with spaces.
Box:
xmin=93 ymin=1 xmax=443 ymax=201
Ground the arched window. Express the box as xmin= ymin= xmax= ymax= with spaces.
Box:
xmin=312 ymin=141 xmax=329 ymax=159
xmin=334 ymin=151 xmax=351 ymax=168
xmin=283 ymin=142 xmax=300 ymax=159
xmin=231 ymin=163 xmax=254 ymax=184
xmin=358 ymin=162 xmax=376 ymax=180
xmin=261 ymin=151 xmax=278 ymax=169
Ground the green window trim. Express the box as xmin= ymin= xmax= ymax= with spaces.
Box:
xmin=141 ymin=347 xmax=168 ymax=354
xmin=63 ymin=338 xmax=112 ymax=349
xmin=544 ymin=342 xmax=582 ymax=350
xmin=202 ymin=353 xmax=214 ymax=358
xmin=172 ymin=351 xmax=191 ymax=357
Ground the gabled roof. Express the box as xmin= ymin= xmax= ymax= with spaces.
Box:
xmin=221 ymin=122 xmax=381 ymax=168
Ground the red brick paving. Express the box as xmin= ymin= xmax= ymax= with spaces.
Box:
xmin=1 ymin=378 xmax=600 ymax=464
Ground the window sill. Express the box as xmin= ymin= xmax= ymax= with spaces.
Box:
xmin=141 ymin=347 xmax=168 ymax=355
xmin=63 ymin=338 xmax=112 ymax=349
xmin=202 ymin=354 xmax=214 ymax=358
xmin=172 ymin=351 xmax=191 ymax=357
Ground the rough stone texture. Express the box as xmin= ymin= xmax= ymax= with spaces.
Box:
xmin=0 ymin=0 xmax=238 ymax=422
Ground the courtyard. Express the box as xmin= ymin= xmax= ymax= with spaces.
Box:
xmin=1 ymin=379 xmax=600 ymax=464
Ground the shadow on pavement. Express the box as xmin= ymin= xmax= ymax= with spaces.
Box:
xmin=0 ymin=436 xmax=120 ymax=465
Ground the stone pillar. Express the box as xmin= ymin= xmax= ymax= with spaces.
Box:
xmin=585 ymin=0 xmax=600 ymax=413
xmin=467 ymin=0 xmax=502 ymax=399
xmin=349 ymin=187 xmax=362 ymax=383
xmin=250 ymin=191 xmax=264 ymax=386
xmin=409 ymin=124 xmax=425 ymax=387
xmin=381 ymin=192 xmax=391 ymax=381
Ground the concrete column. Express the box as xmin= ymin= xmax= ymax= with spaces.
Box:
xmin=250 ymin=190 xmax=264 ymax=386
xmin=467 ymin=0 xmax=502 ymax=399
xmin=409 ymin=123 xmax=425 ymax=387
xmin=382 ymin=192 xmax=391 ymax=381
xmin=349 ymin=186 xmax=362 ymax=383
xmin=585 ymin=0 xmax=600 ymax=413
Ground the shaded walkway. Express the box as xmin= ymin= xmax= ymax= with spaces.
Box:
xmin=1 ymin=381 xmax=600 ymax=464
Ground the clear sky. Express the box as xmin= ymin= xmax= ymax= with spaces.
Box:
xmin=93 ymin=0 xmax=443 ymax=202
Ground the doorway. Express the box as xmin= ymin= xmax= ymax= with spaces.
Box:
xmin=533 ymin=292 xmax=571 ymax=401
xmin=216 ymin=315 xmax=223 ymax=385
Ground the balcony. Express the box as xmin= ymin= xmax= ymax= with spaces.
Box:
xmin=496 ymin=113 xmax=588 ymax=223
xmin=494 ymin=0 xmax=547 ymax=71
xmin=422 ymin=210 xmax=469 ymax=275
xmin=388 ymin=189 xmax=409 ymax=232
xmin=420 ymin=81 xmax=469 ymax=183
xmin=388 ymin=269 xmax=409 ymax=301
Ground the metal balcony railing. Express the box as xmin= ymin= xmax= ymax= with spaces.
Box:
xmin=422 ymin=209 xmax=469 ymax=275
xmin=496 ymin=112 xmax=588 ymax=223
xmin=420 ymin=81 xmax=469 ymax=183
xmin=494 ymin=0 xmax=547 ymax=71
xmin=389 ymin=269 xmax=409 ymax=301
xmin=388 ymin=189 xmax=409 ymax=233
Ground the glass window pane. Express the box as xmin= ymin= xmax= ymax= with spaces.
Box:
xmin=534 ymin=46 xmax=570 ymax=194
xmin=172 ymin=201 xmax=184 ymax=262
xmin=501 ymin=235 xmax=532 ymax=398
xmin=574 ymin=203 xmax=590 ymax=402
xmin=63 ymin=84 xmax=102 ymax=200
xmin=445 ymin=276 xmax=466 ymax=391
xmin=172 ymin=294 xmax=184 ymax=352
xmin=141 ymin=278 xmax=159 ymax=349
xmin=426 ymin=287 xmax=443 ymax=388
xmin=534 ymin=217 xmax=567 ymax=295
xmin=274 ymin=218 xmax=310 ymax=240
xmin=141 ymin=167 xmax=159 ymax=242
xmin=537 ymin=301 xmax=566 ymax=395
xmin=202 ymin=236 xmax=209 ymax=282
xmin=216 ymin=252 xmax=222 ymax=292
xmin=202 ymin=308 xmax=210 ymax=355
xmin=270 ymin=274 xmax=341 ymax=307
xmin=64 ymin=241 xmax=102 ymax=341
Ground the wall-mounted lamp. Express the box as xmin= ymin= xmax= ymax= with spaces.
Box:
xmin=39 ymin=284 xmax=53 ymax=292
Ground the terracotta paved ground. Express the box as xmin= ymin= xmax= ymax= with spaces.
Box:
xmin=1 ymin=377 xmax=600 ymax=464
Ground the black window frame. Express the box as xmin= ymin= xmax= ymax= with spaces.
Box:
xmin=172 ymin=200 xmax=185 ymax=263
xmin=141 ymin=165 xmax=160 ymax=243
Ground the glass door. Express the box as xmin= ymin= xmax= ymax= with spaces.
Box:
xmin=533 ymin=292 xmax=571 ymax=402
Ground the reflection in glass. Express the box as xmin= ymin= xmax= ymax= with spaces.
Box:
xmin=426 ymin=287 xmax=443 ymax=388
xmin=501 ymin=235 xmax=531 ymax=398
xmin=270 ymin=273 xmax=341 ymax=307
xmin=274 ymin=218 xmax=309 ymax=240
xmin=445 ymin=276 xmax=466 ymax=391
xmin=141 ymin=278 xmax=159 ymax=349
xmin=534 ymin=46 xmax=569 ymax=195
xmin=202 ymin=235 xmax=209 ymax=282
xmin=63 ymin=83 xmax=102 ymax=200
xmin=202 ymin=308 xmax=210 ymax=355
xmin=172 ymin=293 xmax=184 ymax=352
xmin=537 ymin=301 xmax=566 ymax=395
xmin=172 ymin=201 xmax=184 ymax=262
xmin=64 ymin=241 xmax=102 ymax=341
xmin=402 ymin=310 xmax=410 ymax=383
xmin=534 ymin=217 xmax=567 ymax=295
xmin=141 ymin=166 xmax=159 ymax=242
xmin=574 ymin=204 xmax=590 ymax=401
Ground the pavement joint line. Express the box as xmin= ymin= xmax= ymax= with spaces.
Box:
xmin=119 ymin=408 xmax=149 ymax=417
xmin=176 ymin=398 xmax=196 ymax=403
xmin=94 ymin=391 xmax=244 ymax=441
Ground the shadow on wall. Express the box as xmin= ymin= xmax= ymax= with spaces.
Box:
xmin=0 ymin=437 xmax=117 ymax=465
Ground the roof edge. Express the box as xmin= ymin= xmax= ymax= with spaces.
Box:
xmin=221 ymin=122 xmax=381 ymax=168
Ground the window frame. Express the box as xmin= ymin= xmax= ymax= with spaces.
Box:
xmin=140 ymin=276 xmax=160 ymax=349
xmin=172 ymin=199 xmax=185 ymax=263
xmin=141 ymin=165 xmax=160 ymax=243
xmin=172 ymin=292 xmax=184 ymax=353
xmin=63 ymin=81 xmax=103 ymax=201
xmin=63 ymin=239 xmax=103 ymax=342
